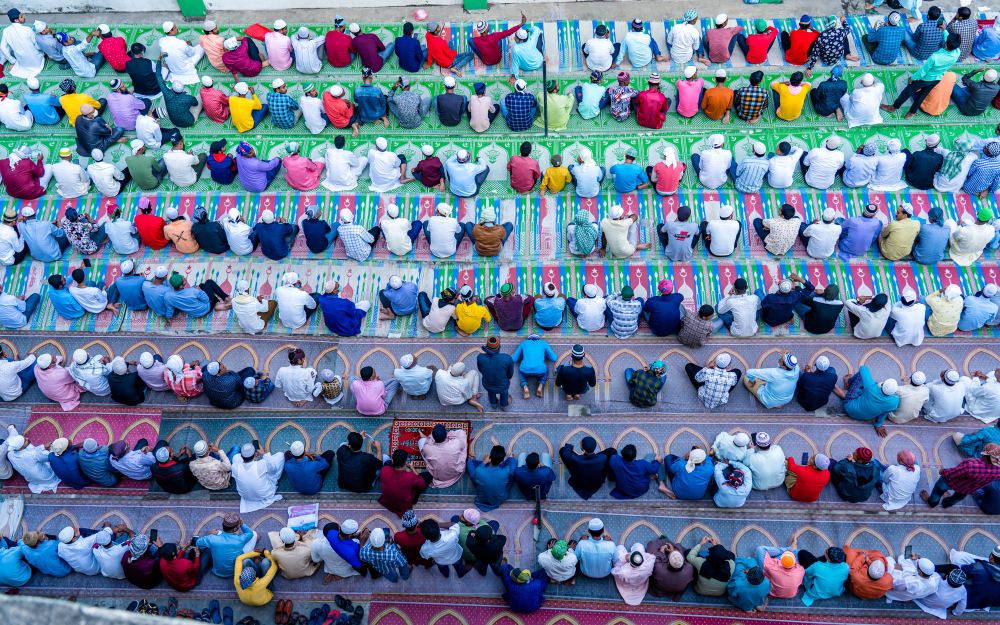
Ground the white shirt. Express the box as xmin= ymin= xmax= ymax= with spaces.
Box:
xmin=843 ymin=299 xmax=890 ymax=339
xmin=889 ymin=383 xmax=929 ymax=424
xmin=220 ymin=214 xmax=254 ymax=256
xmin=843 ymin=153 xmax=878 ymax=187
xmin=275 ymin=285 xmax=317 ymax=329
xmin=0 ymin=97 xmax=32 ymax=131
xmin=801 ymin=221 xmax=842 ymax=258
xmin=94 ymin=541 xmax=129 ymax=579
xmin=934 ymin=148 xmax=977 ymax=192
xmin=0 ymin=22 xmax=45 ymax=78
xmin=69 ymin=284 xmax=109 ymax=315
xmin=310 ymin=534 xmax=360 ymax=577
xmin=57 ymin=531 xmax=108 ymax=575
xmin=86 ymin=162 xmax=124 ymax=197
xmin=716 ymin=293 xmax=761 ymax=337
xmin=163 ymin=150 xmax=201 ymax=187
xmin=949 ymin=223 xmax=994 ymax=267
xmin=705 ymin=219 xmax=740 ymax=256
xmin=538 ymin=548 xmax=579 ymax=582
xmin=292 ymin=36 xmax=326 ymax=74
xmin=574 ymin=296 xmax=607 ymax=332
xmin=582 ymin=37 xmax=616 ymax=71
xmin=434 ymin=369 xmax=480 ymax=405
xmin=743 ymin=445 xmax=785 ymax=490
xmin=274 ymin=365 xmax=320 ymax=402
xmin=158 ymin=35 xmax=202 ymax=84
xmin=766 ymin=147 xmax=803 ymax=188
xmin=367 ymin=149 xmax=403 ymax=193
xmin=914 ymin=581 xmax=967 ymax=619
xmin=299 ymin=95 xmax=327 ymax=134
xmin=69 ymin=356 xmax=112 ymax=395
xmin=889 ymin=302 xmax=926 ymax=347
xmin=232 ymin=452 xmax=285 ymax=513
xmin=7 ymin=443 xmax=60 ymax=493
xmin=880 ymin=464 xmax=921 ymax=511
xmin=380 ymin=216 xmax=415 ymax=256
xmin=425 ymin=215 xmax=463 ymax=258
xmin=51 ymin=160 xmax=91 ymax=198
xmin=135 ymin=115 xmax=162 ymax=148
xmin=963 ymin=375 xmax=1000 ymax=423
xmin=0 ymin=425 xmax=17 ymax=479
xmin=0 ymin=355 xmax=34 ymax=400
xmin=422 ymin=298 xmax=455 ymax=334
xmin=0 ymin=222 xmax=24 ymax=265
xmin=666 ymin=23 xmax=701 ymax=64
xmin=232 ymin=294 xmax=270 ymax=334
xmin=923 ymin=379 xmax=968 ymax=423
xmin=841 ymin=83 xmax=884 ymax=128
xmin=99 ymin=217 xmax=139 ymax=255
xmin=322 ymin=147 xmax=365 ymax=191
xmin=419 ymin=525 xmax=463 ymax=565
xmin=803 ymin=147 xmax=845 ymax=189
xmin=62 ymin=40 xmax=95 ymax=78
xmin=870 ymin=152 xmax=907 ymax=190
xmin=697 ymin=148 xmax=732 ymax=189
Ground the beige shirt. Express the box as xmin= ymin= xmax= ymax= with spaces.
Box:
xmin=189 ymin=452 xmax=232 ymax=490
xmin=267 ymin=529 xmax=320 ymax=579
xmin=925 ymin=293 xmax=962 ymax=337
xmin=468 ymin=95 xmax=496 ymax=132
xmin=888 ymin=383 xmax=930 ymax=424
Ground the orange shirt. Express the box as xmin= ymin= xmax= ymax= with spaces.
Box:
xmin=701 ymin=87 xmax=734 ymax=121
xmin=322 ymin=93 xmax=355 ymax=129
xmin=199 ymin=34 xmax=227 ymax=71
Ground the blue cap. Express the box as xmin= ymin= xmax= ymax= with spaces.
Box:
xmin=831 ymin=64 xmax=844 ymax=78
xmin=7 ymin=9 xmax=20 ymax=22
xmin=799 ymin=14 xmax=812 ymax=24
xmin=474 ymin=82 xmax=486 ymax=93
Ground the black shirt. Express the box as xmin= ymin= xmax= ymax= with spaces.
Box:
xmin=436 ymin=92 xmax=467 ymax=126
xmin=336 ymin=446 xmax=382 ymax=493
xmin=558 ymin=444 xmax=611 ymax=499
xmin=795 ymin=369 xmax=838 ymax=411
xmin=466 ymin=532 xmax=507 ymax=564
xmin=125 ymin=57 xmax=160 ymax=97
xmin=554 ymin=365 xmax=596 ymax=396
xmin=801 ymin=298 xmax=844 ymax=335
xmin=191 ymin=221 xmax=230 ymax=254
xmin=108 ymin=371 xmax=147 ymax=406
xmin=903 ymin=148 xmax=943 ymax=190
xmin=151 ymin=455 xmax=198 ymax=494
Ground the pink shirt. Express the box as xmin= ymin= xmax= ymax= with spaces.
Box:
xmin=35 ymin=359 xmax=84 ymax=411
xmin=676 ymin=78 xmax=704 ymax=118
xmin=351 ymin=379 xmax=386 ymax=415
xmin=199 ymin=34 xmax=227 ymax=72
xmin=611 ymin=548 xmax=656 ymax=605
xmin=653 ymin=162 xmax=685 ymax=195
xmin=264 ymin=31 xmax=294 ymax=71
xmin=420 ymin=430 xmax=468 ymax=487
xmin=282 ymin=155 xmax=325 ymax=191
xmin=200 ymin=87 xmax=230 ymax=124
xmin=762 ymin=552 xmax=805 ymax=598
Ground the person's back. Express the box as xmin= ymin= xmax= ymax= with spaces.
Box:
xmin=336 ymin=441 xmax=381 ymax=493
xmin=796 ymin=368 xmax=837 ymax=411
xmin=830 ymin=457 xmax=879 ymax=502
xmin=608 ymin=451 xmax=658 ymax=499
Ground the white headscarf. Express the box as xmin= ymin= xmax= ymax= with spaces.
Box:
xmin=8 ymin=146 xmax=31 ymax=170
xmin=663 ymin=147 xmax=677 ymax=167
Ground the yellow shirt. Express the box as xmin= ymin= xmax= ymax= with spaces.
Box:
xmin=541 ymin=166 xmax=572 ymax=193
xmin=60 ymin=93 xmax=102 ymax=126
xmin=455 ymin=301 xmax=492 ymax=334
xmin=925 ymin=292 xmax=962 ymax=337
xmin=879 ymin=218 xmax=920 ymax=261
xmin=234 ymin=551 xmax=277 ymax=606
xmin=772 ymin=82 xmax=811 ymax=121
xmin=229 ymin=93 xmax=263 ymax=133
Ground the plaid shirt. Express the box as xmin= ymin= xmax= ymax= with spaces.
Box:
xmin=267 ymin=92 xmax=299 ymax=129
xmin=502 ymin=92 xmax=538 ymax=132
xmin=807 ymin=22 xmax=850 ymax=70
xmin=678 ymin=315 xmax=715 ymax=348
xmin=940 ymin=458 xmax=1000 ymax=494
xmin=607 ymin=85 xmax=639 ymax=121
xmin=627 ymin=368 xmax=665 ymax=408
xmin=963 ymin=156 xmax=1000 ymax=195
xmin=359 ymin=543 xmax=408 ymax=575
xmin=734 ymin=85 xmax=768 ymax=121
xmin=694 ymin=366 xmax=738 ymax=409
xmin=167 ymin=365 xmax=203 ymax=398
xmin=908 ymin=21 xmax=944 ymax=60
xmin=866 ymin=25 xmax=905 ymax=65
xmin=338 ymin=223 xmax=375 ymax=262
xmin=245 ymin=376 xmax=274 ymax=403
xmin=606 ymin=295 xmax=643 ymax=339
xmin=948 ymin=18 xmax=977 ymax=60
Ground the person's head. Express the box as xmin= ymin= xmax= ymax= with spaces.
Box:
xmin=420 ymin=518 xmax=441 ymax=542
xmin=984 ymin=443 xmax=1000 ymax=465
xmin=524 ymin=452 xmax=541 ymax=470
xmin=779 ymin=353 xmax=798 ymax=371
xmin=798 ymin=14 xmax=812 ymax=29
xmin=822 ymin=284 xmax=840 ymax=301
xmin=780 ymin=204 xmax=796 ymax=220
xmin=71 ymin=268 xmax=86 ymax=285
xmin=621 ymin=444 xmax=637 ymax=462
xmin=733 ymin=278 xmax=748 ymax=294
xmin=339 ymin=519 xmax=358 ymax=538
xmin=162 ymin=20 xmax=178 ymax=36
xmin=518 ymin=141 xmax=532 ymax=158
xmin=347 ymin=431 xmax=363 ymax=451
xmin=753 ymin=431 xmax=771 ymax=450
xmin=699 ymin=304 xmax=715 ymax=319
xmin=790 ymin=71 xmax=804 ymax=87
xmin=926 ymin=6 xmax=941 ymax=20
xmin=588 ymin=517 xmax=605 ymax=538
xmin=683 ymin=10 xmax=698 ymax=24
xmin=946 ymin=32 xmax=962 ymax=50
xmin=853 ymin=446 xmax=874 ymax=464
xmin=391 ymin=448 xmax=409 ymax=468
xmin=48 ymin=274 xmax=65 ymax=290
xmin=749 ymin=71 xmax=764 ymax=86
xmin=957 ymin=6 xmax=972 ymax=19
xmin=490 ymin=445 xmax=506 ymax=466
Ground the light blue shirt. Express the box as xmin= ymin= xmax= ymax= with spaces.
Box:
xmin=62 ymin=40 xmax=96 ymax=78
xmin=713 ymin=460 xmax=752 ymax=507
xmin=576 ymin=538 xmax=617 ymax=578
xmin=382 ymin=282 xmax=418 ymax=315
xmin=568 ymin=162 xmax=604 ymax=197
xmin=35 ymin=33 xmax=64 ymax=60
xmin=616 ymin=30 xmax=658 ymax=68
xmin=577 ymin=83 xmax=606 ymax=119
xmin=19 ymin=539 xmax=72 ymax=577
xmin=24 ymin=92 xmax=63 ymax=125
xmin=511 ymin=26 xmax=544 ymax=78
xmin=0 ymin=295 xmax=26 ymax=328
xmin=20 ymin=219 xmax=65 ymax=262
xmin=0 ymin=543 xmax=31 ymax=586
xmin=141 ymin=281 xmax=173 ymax=317
xmin=912 ymin=220 xmax=952 ymax=264
xmin=801 ymin=561 xmax=850 ymax=606
xmin=164 ymin=287 xmax=211 ymax=318
xmin=734 ymin=156 xmax=770 ymax=193
xmin=444 ymin=155 xmax=489 ymax=197
xmin=533 ymin=297 xmax=566 ymax=328
xmin=958 ymin=295 xmax=999 ymax=331
xmin=512 ymin=338 xmax=557 ymax=376
xmin=49 ymin=287 xmax=85 ymax=319
xmin=392 ymin=365 xmax=434 ymax=396
xmin=745 ymin=365 xmax=800 ymax=408
xmin=196 ymin=524 xmax=256 ymax=577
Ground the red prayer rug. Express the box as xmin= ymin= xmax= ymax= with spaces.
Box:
xmin=389 ymin=418 xmax=472 ymax=469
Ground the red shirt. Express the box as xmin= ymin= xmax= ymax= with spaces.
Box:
xmin=160 ymin=553 xmax=200 ymax=592
xmin=506 ymin=155 xmax=541 ymax=193
xmin=222 ymin=39 xmax=263 ymax=78
xmin=199 ymin=86 xmax=230 ymax=123
xmin=653 ymin=162 xmax=685 ymax=195
xmin=745 ymin=27 xmax=778 ymax=64
xmin=426 ymin=33 xmax=457 ymax=67
xmin=785 ymin=29 xmax=819 ymax=65
xmin=785 ymin=457 xmax=830 ymax=502
xmin=636 ymin=88 xmax=668 ymax=129
xmin=412 ymin=157 xmax=443 ymax=187
xmin=471 ymin=25 xmax=522 ymax=65
xmin=98 ymin=37 xmax=130 ymax=72
xmin=0 ymin=156 xmax=47 ymax=199
xmin=393 ymin=529 xmax=431 ymax=567
xmin=322 ymin=93 xmax=355 ymax=129
xmin=325 ymin=30 xmax=355 ymax=67
xmin=377 ymin=465 xmax=428 ymax=516
xmin=135 ymin=214 xmax=169 ymax=249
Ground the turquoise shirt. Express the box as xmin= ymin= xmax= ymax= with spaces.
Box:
xmin=19 ymin=539 xmax=72 ymax=577
xmin=0 ymin=543 xmax=31 ymax=586
xmin=746 ymin=365 xmax=800 ymax=408
xmin=511 ymin=26 xmax=544 ymax=78
xmin=801 ymin=561 xmax=849 ymax=606
xmin=728 ymin=557 xmax=771 ymax=611
xmin=49 ymin=287 xmax=85 ymax=319
xmin=912 ymin=47 xmax=960 ymax=81
xmin=843 ymin=366 xmax=900 ymax=427
xmin=577 ymin=83 xmax=606 ymax=119
xmin=576 ymin=537 xmax=617 ymax=578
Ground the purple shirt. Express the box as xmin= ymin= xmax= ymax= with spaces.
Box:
xmin=137 ymin=360 xmax=170 ymax=391
xmin=106 ymin=91 xmax=147 ymax=130
xmin=352 ymin=34 xmax=387 ymax=72
xmin=837 ymin=216 xmax=883 ymax=260
xmin=235 ymin=155 xmax=280 ymax=192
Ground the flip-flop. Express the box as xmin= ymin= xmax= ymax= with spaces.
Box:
xmin=222 ymin=607 xmax=234 ymax=625
xmin=209 ymin=599 xmax=221 ymax=624
xmin=307 ymin=608 xmax=322 ymax=625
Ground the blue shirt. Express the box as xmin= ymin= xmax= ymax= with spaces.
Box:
xmin=728 ymin=557 xmax=771 ymax=611
xmin=394 ymin=35 xmax=423 ymax=72
xmin=0 ymin=543 xmax=31 ymax=586
xmin=511 ymin=26 xmax=544 ymax=78
xmin=48 ymin=450 xmax=90 ymax=489
xmin=354 ymin=84 xmax=387 ymax=123
xmin=576 ymin=538 xmax=617 ymax=578
xmin=500 ymin=92 xmax=538 ymax=131
xmin=141 ymin=281 xmax=172 ymax=317
xmin=609 ymin=162 xmax=649 ymax=193
xmin=301 ymin=218 xmax=332 ymax=253
xmin=20 ymin=220 xmax=65 ymax=262
xmin=838 ymin=216 xmax=882 ymax=260
xmin=801 ymin=561 xmax=850 ymax=606
xmin=866 ymin=24 xmax=905 ymax=64
xmin=23 ymin=92 xmax=63 ymax=125
xmin=254 ymin=221 xmax=294 ymax=260
xmin=568 ymin=163 xmax=604 ymax=198
xmin=78 ymin=447 xmax=118 ymax=487
xmin=713 ymin=461 xmax=752 ymax=507
xmin=208 ymin=154 xmax=237 ymax=184
xmin=164 ymin=287 xmax=211 ymax=318
xmin=284 ymin=456 xmax=329 ymax=495
xmin=734 ymin=155 xmax=770 ymax=193
xmin=513 ymin=464 xmax=556 ymax=500
xmin=643 ymin=294 xmax=684 ymax=335
xmin=318 ymin=294 xmax=366 ymax=336
xmin=512 ymin=338 xmax=557 ymax=376
xmin=746 ymin=365 xmax=800 ymax=408
xmin=0 ymin=297 xmax=27 ymax=328
xmin=667 ymin=455 xmax=715 ymax=500
xmin=35 ymin=33 xmax=64 ymax=60
xmin=608 ymin=455 xmax=659 ymax=499
xmin=912 ymin=220 xmax=952 ymax=264
xmin=393 ymin=366 xmax=434 ymax=395
xmin=959 ymin=295 xmax=999 ymax=331
xmin=112 ymin=275 xmax=148 ymax=310
xmin=843 ymin=366 xmax=900 ymax=427
xmin=266 ymin=92 xmax=299 ymax=129
xmin=196 ymin=524 xmax=256 ymax=577
xmin=444 ymin=155 xmax=490 ymax=197
xmin=327 ymin=531 xmax=362 ymax=568
xmin=500 ymin=563 xmax=548 ymax=614
xmin=796 ymin=368 xmax=838 ymax=411
xmin=974 ymin=25 xmax=1000 ymax=60
xmin=533 ymin=297 xmax=565 ymax=328
xmin=466 ymin=458 xmax=516 ymax=511
xmin=19 ymin=539 xmax=72 ymax=577
xmin=382 ymin=282 xmax=418 ymax=315
xmin=49 ymin=287 xmax=85 ymax=319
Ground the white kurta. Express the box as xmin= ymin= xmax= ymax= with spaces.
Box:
xmin=0 ymin=23 xmax=44 ymax=78
xmin=157 ymin=36 xmax=204 ymax=85
xmin=914 ymin=582 xmax=967 ymax=619
xmin=274 ymin=365 xmax=320 ymax=402
xmin=923 ymin=380 xmax=968 ymax=423
xmin=68 ymin=284 xmax=110 ymax=315
xmin=310 ymin=534 xmax=360 ymax=577
xmin=949 ymin=223 xmax=994 ymax=267
xmin=879 ymin=464 xmax=921 ymax=510
xmin=885 ymin=558 xmax=941 ymax=602
xmin=322 ymin=148 xmax=365 ymax=191
xmin=0 ymin=97 xmax=32 ymax=131
xmin=367 ymin=149 xmax=403 ymax=193
xmin=0 ymin=425 xmax=18 ymax=478
xmin=434 ymin=369 xmax=482 ymax=405
xmin=232 ymin=453 xmax=286 ymax=513
xmin=8 ymin=444 xmax=60 ymax=493
xmin=963 ymin=375 xmax=1000 ymax=423
xmin=299 ymin=96 xmax=327 ymax=134
xmin=841 ymin=83 xmax=884 ymax=128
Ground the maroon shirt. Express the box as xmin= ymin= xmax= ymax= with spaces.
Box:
xmin=0 ymin=156 xmax=47 ymax=199
xmin=121 ymin=552 xmax=162 ymax=589
xmin=377 ymin=465 xmax=428 ymax=516
xmin=412 ymin=157 xmax=443 ymax=188
xmin=352 ymin=33 xmax=387 ymax=71
xmin=325 ymin=30 xmax=355 ymax=67
xmin=160 ymin=553 xmax=200 ymax=592
xmin=222 ymin=39 xmax=263 ymax=77
xmin=506 ymin=155 xmax=541 ymax=193
xmin=393 ymin=528 xmax=432 ymax=567
xmin=473 ymin=25 xmax=522 ymax=65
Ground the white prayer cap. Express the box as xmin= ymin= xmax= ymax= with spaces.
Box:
xmin=164 ymin=207 xmax=179 ymax=220
xmin=90 ymin=148 xmax=104 ymax=162
xmin=515 ymin=29 xmax=528 ymax=41
xmin=224 ymin=37 xmax=239 ymax=50
xmin=155 ymin=447 xmax=170 ymax=462
xmin=399 ymin=354 xmax=414 ymax=369
xmin=166 ymin=356 xmax=183 ymax=373
xmin=583 ymin=284 xmax=599 ymax=298
xmin=868 ymin=559 xmax=886 ymax=579
xmin=155 ymin=265 xmax=169 ymax=278
xmin=715 ymin=13 xmax=728 ymax=24
xmin=825 ymin=136 xmax=841 ymax=149
xmin=51 ymin=438 xmax=70 ymax=456
xmin=33 ymin=20 xmax=46 ymax=33
xmin=443 ymin=75 xmax=456 ymax=88
xmin=228 ymin=208 xmax=241 ymax=221
xmin=820 ymin=207 xmax=836 ymax=222
xmin=588 ymin=518 xmax=604 ymax=531
xmin=297 ymin=27 xmax=311 ymax=38
xmin=944 ymin=369 xmax=961 ymax=385
xmin=339 ymin=208 xmax=354 ymax=224
xmin=962 ymin=215 xmax=975 ymax=226
xmin=26 ymin=77 xmax=40 ymax=90
xmin=73 ymin=349 xmax=88 ymax=364
xmin=925 ymin=134 xmax=940 ymax=147
xmin=240 ymin=443 xmax=256 ymax=458
xmin=203 ymin=19 xmax=216 ymax=31
xmin=544 ymin=282 xmax=558 ymax=297
xmin=733 ymin=432 xmax=750 ymax=447
xmin=984 ymin=284 xmax=999 ymax=297
xmin=987 ymin=69 xmax=999 ymax=83
xmin=388 ymin=276 xmax=403 ymax=289
xmin=271 ymin=78 xmax=285 ymax=89
xmin=609 ymin=204 xmax=625 ymax=219
xmin=120 ymin=259 xmax=135 ymax=274
xmin=686 ymin=448 xmax=706 ymax=472
xmin=911 ymin=371 xmax=926 ymax=386
xmin=341 ymin=519 xmax=359 ymax=534
xmin=719 ymin=205 xmax=735 ymax=218
xmin=386 ymin=204 xmax=400 ymax=218
xmin=861 ymin=73 xmax=875 ymax=86
xmin=684 ymin=66 xmax=697 ymax=79
xmin=917 ymin=558 xmax=935 ymax=575
xmin=375 ymin=137 xmax=388 ymax=150
xmin=274 ymin=19 xmax=287 ymax=30
xmin=244 ymin=377 xmax=257 ymax=390
xmin=752 ymin=141 xmax=766 ymax=156
xmin=815 ymin=356 xmax=830 ymax=371
xmin=290 ymin=441 xmax=305 ymax=456
xmin=457 ymin=149 xmax=470 ymax=161
xmin=260 ymin=210 xmax=274 ymax=224
xmin=715 ymin=69 xmax=727 ymax=79
xmin=349 ymin=23 xmax=361 ymax=33
xmin=278 ymin=527 xmax=296 ymax=544
xmin=329 ymin=85 xmax=344 ymax=97
xmin=436 ymin=202 xmax=453 ymax=217
xmin=901 ymin=286 xmax=918 ymax=303
xmin=422 ymin=145 xmax=434 ymax=156
xmin=98 ymin=24 xmax=111 ymax=34
xmin=515 ymin=79 xmax=527 ymax=91
xmin=778 ymin=280 xmax=793 ymax=294
xmin=284 ymin=272 xmax=300 ymax=286
xmin=206 ymin=361 xmax=220 ymax=375
xmin=193 ymin=440 xmax=208 ymax=456
xmin=234 ymin=82 xmax=249 ymax=95
xmin=58 ymin=527 xmax=75 ymax=543
xmin=171 ymin=81 xmax=185 ymax=93
xmin=370 ymin=528 xmax=385 ymax=547
xmin=899 ymin=202 xmax=914 ymax=215
xmin=449 ymin=362 xmax=466 ymax=375
xmin=709 ymin=134 xmax=724 ymax=147
xmin=6 ymin=435 xmax=24 ymax=450
xmin=715 ymin=353 xmax=731 ymax=367
xmin=109 ymin=357 xmax=126 ymax=375
xmin=945 ymin=284 xmax=963 ymax=301
xmin=139 ymin=352 xmax=154 ymax=368
xmin=21 ymin=207 xmax=34 ymax=217
xmin=130 ymin=139 xmax=145 ymax=154
xmin=95 ymin=530 xmax=112 ymax=546
xmin=881 ymin=378 xmax=898 ymax=395
xmin=162 ymin=21 xmax=175 ymax=33
xmin=36 ymin=354 xmax=52 ymax=369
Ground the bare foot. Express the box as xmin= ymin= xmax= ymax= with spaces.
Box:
xmin=292 ymin=400 xmax=307 ymax=407
xmin=351 ymin=123 xmax=360 ymax=138
xmin=903 ymin=111 xmax=917 ymax=119
xmin=565 ymin=394 xmax=573 ymax=401
xmin=378 ymin=308 xmax=394 ymax=320
xmin=879 ymin=104 xmax=896 ymax=113
xmin=382 ymin=117 xmax=390 ymax=128
xmin=401 ymin=177 xmax=416 ymax=184
xmin=835 ymin=109 xmax=844 ymax=122
xmin=262 ymin=60 xmax=271 ymax=68
xmin=469 ymin=399 xmax=485 ymax=413
xmin=523 ymin=386 xmax=530 ymax=400
xmin=658 ymin=483 xmax=676 ymax=499
xmin=536 ymin=385 xmax=543 ymax=398
xmin=573 ymin=394 xmax=581 ymax=400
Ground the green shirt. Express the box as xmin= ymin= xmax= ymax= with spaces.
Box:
xmin=534 ymin=93 xmax=574 ymax=131
xmin=912 ymin=47 xmax=960 ymax=81
xmin=125 ymin=155 xmax=164 ymax=190
xmin=458 ymin=520 xmax=486 ymax=562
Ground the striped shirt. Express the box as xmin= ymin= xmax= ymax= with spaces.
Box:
xmin=166 ymin=365 xmax=203 ymax=398
xmin=606 ymin=295 xmax=643 ymax=339
xmin=734 ymin=155 xmax=770 ymax=193
xmin=338 ymin=223 xmax=375 ymax=262
xmin=963 ymin=155 xmax=1000 ymax=195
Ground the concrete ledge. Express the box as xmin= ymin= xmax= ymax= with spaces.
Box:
xmin=0 ymin=594 xmax=167 ymax=625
